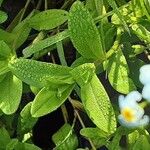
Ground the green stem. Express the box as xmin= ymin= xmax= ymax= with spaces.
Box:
xmin=36 ymin=0 xmax=42 ymax=10
xmin=68 ymin=97 xmax=97 ymax=150
xmin=61 ymin=104 xmax=68 ymax=123
xmin=56 ymin=41 xmax=67 ymax=66
xmin=75 ymin=110 xmax=97 ymax=150
xmin=45 ymin=0 xmax=48 ymax=10
xmin=19 ymin=0 xmax=31 ymax=22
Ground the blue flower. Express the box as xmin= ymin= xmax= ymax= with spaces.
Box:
xmin=139 ymin=65 xmax=150 ymax=85
xmin=142 ymin=84 xmax=150 ymax=101
xmin=118 ymin=91 xmax=149 ymax=128
xmin=139 ymin=65 xmax=150 ymax=101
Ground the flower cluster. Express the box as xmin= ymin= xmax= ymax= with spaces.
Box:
xmin=118 ymin=65 xmax=150 ymax=128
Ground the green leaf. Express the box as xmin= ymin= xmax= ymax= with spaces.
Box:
xmin=6 ymin=139 xmax=18 ymax=150
xmin=80 ymin=128 xmax=109 ymax=148
xmin=131 ymin=24 xmax=150 ymax=44
xmin=0 ymin=73 xmax=22 ymax=114
xmin=70 ymin=63 xmax=95 ymax=87
xmin=68 ymin=1 xmax=105 ymax=60
xmin=0 ymin=10 xmax=7 ymax=24
xmin=144 ymin=0 xmax=150 ymax=15
xmin=102 ymin=23 xmax=117 ymax=52
xmin=8 ymin=58 xmax=74 ymax=88
xmin=128 ymin=58 xmax=145 ymax=88
xmin=52 ymin=124 xmax=78 ymax=150
xmin=0 ymin=41 xmax=11 ymax=59
xmin=109 ymin=126 xmax=132 ymax=150
xmin=31 ymin=84 xmax=74 ymax=117
xmin=128 ymin=130 xmax=140 ymax=149
xmin=71 ymin=57 xmax=94 ymax=68
xmin=81 ymin=74 xmax=116 ymax=133
xmin=10 ymin=11 xmax=36 ymax=50
xmin=0 ymin=61 xmax=10 ymax=75
xmin=80 ymin=128 xmax=108 ymax=139
xmin=23 ymin=30 xmax=69 ymax=58
xmin=107 ymin=0 xmax=129 ymax=32
xmin=14 ymin=142 xmax=41 ymax=150
xmin=132 ymin=135 xmax=150 ymax=150
xmin=28 ymin=9 xmax=68 ymax=30
xmin=108 ymin=49 xmax=136 ymax=94
xmin=0 ymin=29 xmax=15 ymax=45
xmin=86 ymin=0 xmax=104 ymax=18
xmin=0 ymin=127 xmax=11 ymax=150
xmin=18 ymin=102 xmax=38 ymax=134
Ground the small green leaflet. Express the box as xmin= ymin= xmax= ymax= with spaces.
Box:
xmin=132 ymin=135 xmax=150 ymax=150
xmin=52 ymin=124 xmax=78 ymax=150
xmin=10 ymin=10 xmax=36 ymax=50
xmin=18 ymin=102 xmax=38 ymax=134
xmin=0 ymin=10 xmax=7 ymax=24
xmin=128 ymin=130 xmax=140 ymax=148
xmin=0 ymin=29 xmax=15 ymax=45
xmin=107 ymin=0 xmax=129 ymax=32
xmin=131 ymin=24 xmax=150 ymax=44
xmin=80 ymin=128 xmax=108 ymax=139
xmin=108 ymin=49 xmax=136 ymax=94
xmin=31 ymin=84 xmax=74 ymax=117
xmin=0 ymin=127 xmax=11 ymax=150
xmin=23 ymin=30 xmax=69 ymax=58
xmin=81 ymin=74 xmax=116 ymax=133
xmin=128 ymin=58 xmax=145 ymax=88
xmin=28 ymin=9 xmax=68 ymax=31
xmin=144 ymin=0 xmax=150 ymax=15
xmin=68 ymin=1 xmax=105 ymax=60
xmin=0 ymin=74 xmax=5 ymax=82
xmin=0 ymin=73 xmax=22 ymax=114
xmin=0 ymin=61 xmax=10 ymax=75
xmin=70 ymin=63 xmax=95 ymax=87
xmin=8 ymin=58 xmax=74 ymax=88
xmin=80 ymin=128 xmax=109 ymax=148
xmin=6 ymin=139 xmax=41 ymax=150
xmin=0 ymin=41 xmax=11 ymax=59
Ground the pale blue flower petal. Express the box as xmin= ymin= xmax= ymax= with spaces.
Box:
xmin=118 ymin=91 xmax=142 ymax=110
xmin=118 ymin=115 xmax=149 ymax=128
xmin=118 ymin=95 xmax=125 ymax=109
xmin=134 ymin=106 xmax=144 ymax=120
xmin=139 ymin=65 xmax=150 ymax=85
xmin=142 ymin=84 xmax=150 ymax=101
xmin=125 ymin=91 xmax=142 ymax=103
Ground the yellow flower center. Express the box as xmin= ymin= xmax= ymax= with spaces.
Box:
xmin=121 ymin=107 xmax=135 ymax=122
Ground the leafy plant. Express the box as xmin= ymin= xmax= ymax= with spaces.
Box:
xmin=1 ymin=0 xmax=150 ymax=149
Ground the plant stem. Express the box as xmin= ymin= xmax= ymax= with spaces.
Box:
xmin=56 ymin=41 xmax=67 ymax=66
xmin=19 ymin=0 xmax=31 ymax=22
xmin=45 ymin=0 xmax=48 ymax=10
xmin=61 ymin=105 xmax=68 ymax=123
xmin=36 ymin=0 xmax=42 ymax=10
xmin=50 ymin=42 xmax=69 ymax=123
xmin=68 ymin=97 xmax=97 ymax=150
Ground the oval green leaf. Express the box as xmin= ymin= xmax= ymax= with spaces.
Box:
xmin=68 ymin=1 xmax=105 ymax=60
xmin=52 ymin=124 xmax=78 ymax=150
xmin=108 ymin=50 xmax=136 ymax=94
xmin=8 ymin=58 xmax=74 ymax=88
xmin=28 ymin=9 xmax=68 ymax=30
xmin=31 ymin=84 xmax=74 ymax=117
xmin=0 ymin=73 xmax=22 ymax=114
xmin=81 ymin=74 xmax=116 ymax=133
xmin=23 ymin=30 xmax=69 ymax=58
xmin=0 ymin=10 xmax=7 ymax=24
